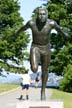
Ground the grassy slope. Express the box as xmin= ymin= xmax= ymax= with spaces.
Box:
xmin=51 ymin=88 xmax=72 ymax=108
xmin=0 ymin=84 xmax=19 ymax=93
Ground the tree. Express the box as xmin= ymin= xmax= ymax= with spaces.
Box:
xmin=50 ymin=44 xmax=72 ymax=75
xmin=60 ymin=64 xmax=72 ymax=92
xmin=0 ymin=0 xmax=30 ymax=72
xmin=46 ymin=0 xmax=72 ymax=75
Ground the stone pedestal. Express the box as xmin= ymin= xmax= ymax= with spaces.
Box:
xmin=16 ymin=100 xmax=63 ymax=108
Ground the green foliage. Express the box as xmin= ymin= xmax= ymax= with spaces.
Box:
xmin=48 ymin=3 xmax=67 ymax=24
xmin=45 ymin=0 xmax=72 ymax=92
xmin=0 ymin=0 xmax=30 ymax=72
xmin=60 ymin=64 xmax=72 ymax=92
xmin=46 ymin=0 xmax=72 ymax=75
xmin=50 ymin=44 xmax=72 ymax=75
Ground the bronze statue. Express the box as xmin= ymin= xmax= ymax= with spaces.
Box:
xmin=15 ymin=7 xmax=67 ymax=100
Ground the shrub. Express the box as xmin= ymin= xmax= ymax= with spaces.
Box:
xmin=60 ymin=64 xmax=72 ymax=92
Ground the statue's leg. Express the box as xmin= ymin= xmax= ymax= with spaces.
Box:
xmin=41 ymin=54 xmax=51 ymax=100
xmin=30 ymin=46 xmax=40 ymax=73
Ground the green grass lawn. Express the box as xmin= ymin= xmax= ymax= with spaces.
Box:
xmin=51 ymin=88 xmax=72 ymax=108
xmin=0 ymin=84 xmax=19 ymax=93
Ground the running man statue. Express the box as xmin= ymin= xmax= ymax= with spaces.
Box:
xmin=15 ymin=7 xmax=68 ymax=100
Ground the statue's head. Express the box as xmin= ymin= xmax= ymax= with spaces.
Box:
xmin=37 ymin=7 xmax=48 ymax=23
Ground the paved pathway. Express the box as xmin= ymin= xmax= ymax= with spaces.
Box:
xmin=0 ymin=87 xmax=52 ymax=108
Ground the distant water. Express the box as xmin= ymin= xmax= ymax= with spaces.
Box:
xmin=0 ymin=70 xmax=63 ymax=87
xmin=0 ymin=71 xmax=37 ymax=84
xmin=0 ymin=73 xmax=21 ymax=84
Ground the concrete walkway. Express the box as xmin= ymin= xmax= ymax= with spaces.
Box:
xmin=0 ymin=87 xmax=52 ymax=108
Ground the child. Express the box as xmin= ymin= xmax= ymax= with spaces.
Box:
xmin=19 ymin=73 xmax=32 ymax=100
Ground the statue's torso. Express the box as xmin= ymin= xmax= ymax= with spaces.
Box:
xmin=29 ymin=19 xmax=53 ymax=45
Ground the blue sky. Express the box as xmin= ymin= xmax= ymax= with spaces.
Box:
xmin=18 ymin=0 xmax=47 ymax=23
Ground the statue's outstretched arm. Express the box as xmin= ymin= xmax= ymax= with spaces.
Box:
xmin=15 ymin=21 xmax=30 ymax=35
xmin=54 ymin=21 xmax=69 ymax=37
